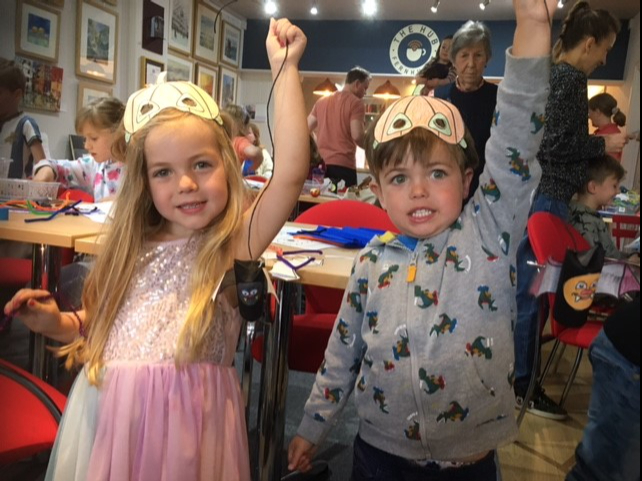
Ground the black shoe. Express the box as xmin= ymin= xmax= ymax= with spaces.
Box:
xmin=515 ymin=386 xmax=567 ymax=421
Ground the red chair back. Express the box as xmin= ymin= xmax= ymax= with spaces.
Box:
xmin=296 ymin=200 xmax=398 ymax=314
xmin=611 ymin=214 xmax=640 ymax=250
xmin=58 ymin=188 xmax=94 ymax=203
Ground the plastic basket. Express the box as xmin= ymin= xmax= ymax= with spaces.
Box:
xmin=0 ymin=158 xmax=12 ymax=178
xmin=301 ymin=178 xmax=331 ymax=195
xmin=0 ymin=179 xmax=60 ymax=201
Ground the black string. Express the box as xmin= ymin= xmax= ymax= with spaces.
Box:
xmin=246 ymin=42 xmax=290 ymax=259
xmin=544 ymin=0 xmax=552 ymax=27
xmin=213 ymin=0 xmax=239 ymax=34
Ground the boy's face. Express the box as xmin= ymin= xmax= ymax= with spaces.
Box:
xmin=439 ymin=39 xmax=452 ymax=63
xmin=0 ymin=88 xmax=22 ymax=120
xmin=592 ymin=174 xmax=620 ymax=208
xmin=371 ymin=143 xmax=472 ymax=239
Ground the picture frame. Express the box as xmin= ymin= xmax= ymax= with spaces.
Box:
xmin=103 ymin=0 xmax=118 ymax=5
xmin=219 ymin=66 xmax=237 ymax=108
xmin=168 ymin=0 xmax=193 ymax=56
xmin=16 ymin=1 xmax=61 ymax=63
xmin=142 ymin=0 xmax=164 ymax=55
xmin=16 ymin=55 xmax=63 ymax=112
xmin=76 ymin=1 xmax=119 ymax=84
xmin=195 ymin=63 xmax=218 ymax=98
xmin=77 ymin=81 xmax=113 ymax=112
xmin=193 ymin=2 xmax=220 ymax=65
xmin=166 ymin=53 xmax=193 ymax=82
xmin=40 ymin=0 xmax=65 ymax=8
xmin=220 ymin=21 xmax=241 ymax=68
xmin=141 ymin=57 xmax=164 ymax=87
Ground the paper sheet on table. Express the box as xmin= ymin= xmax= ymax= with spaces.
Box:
xmin=270 ymin=261 xmax=300 ymax=281
xmin=272 ymin=225 xmax=337 ymax=250
xmin=78 ymin=201 xmax=115 ymax=224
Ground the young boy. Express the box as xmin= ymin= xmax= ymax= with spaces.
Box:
xmin=569 ymin=154 xmax=628 ymax=259
xmin=0 ymin=58 xmax=46 ymax=178
xmin=288 ymin=1 xmax=555 ymax=478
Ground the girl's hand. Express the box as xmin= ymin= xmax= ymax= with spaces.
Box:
xmin=266 ymin=18 xmax=307 ymax=76
xmin=3 ymin=289 xmax=61 ymax=335
xmin=287 ymin=435 xmax=317 ymax=473
xmin=513 ymin=0 xmax=558 ymax=58
xmin=514 ymin=0 xmax=558 ymax=26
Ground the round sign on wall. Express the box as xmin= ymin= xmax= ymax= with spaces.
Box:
xmin=389 ymin=24 xmax=440 ymax=76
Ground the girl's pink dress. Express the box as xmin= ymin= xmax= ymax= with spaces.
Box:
xmin=45 ymin=236 xmax=251 ymax=481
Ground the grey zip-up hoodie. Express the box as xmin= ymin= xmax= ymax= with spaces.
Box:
xmin=297 ymin=50 xmax=549 ymax=461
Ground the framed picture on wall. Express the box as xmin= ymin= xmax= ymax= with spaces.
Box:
xmin=141 ymin=57 xmax=164 ymax=87
xmin=193 ymin=3 xmax=220 ymax=65
xmin=16 ymin=55 xmax=63 ymax=112
xmin=220 ymin=22 xmax=241 ymax=68
xmin=76 ymin=1 xmax=119 ymax=84
xmin=16 ymin=1 xmax=61 ymax=63
xmin=196 ymin=63 xmax=218 ymax=98
xmin=167 ymin=53 xmax=193 ymax=82
xmin=219 ymin=66 xmax=237 ymax=108
xmin=168 ymin=0 xmax=193 ymax=56
xmin=40 ymin=0 xmax=65 ymax=8
xmin=77 ymin=81 xmax=113 ymax=111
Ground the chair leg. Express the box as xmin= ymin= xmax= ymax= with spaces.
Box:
xmin=550 ymin=343 xmax=567 ymax=375
xmin=559 ymin=347 xmax=583 ymax=408
xmin=539 ymin=339 xmax=560 ymax=387
xmin=241 ymin=320 xmax=256 ymax=427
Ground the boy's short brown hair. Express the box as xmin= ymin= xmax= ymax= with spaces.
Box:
xmin=365 ymin=121 xmax=478 ymax=182
xmin=0 ymin=58 xmax=26 ymax=93
xmin=580 ymin=154 xmax=625 ymax=195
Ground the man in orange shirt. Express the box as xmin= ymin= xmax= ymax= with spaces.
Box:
xmin=308 ymin=66 xmax=371 ymax=187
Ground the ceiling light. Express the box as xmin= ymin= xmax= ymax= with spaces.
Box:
xmin=362 ymin=0 xmax=377 ymax=17
xmin=431 ymin=0 xmax=440 ymax=13
xmin=313 ymin=78 xmax=338 ymax=96
xmin=372 ymin=80 xmax=401 ymax=100
xmin=479 ymin=0 xmax=490 ymax=10
xmin=557 ymin=0 xmax=567 ymax=8
xmin=264 ymin=0 xmax=277 ymax=15
xmin=310 ymin=0 xmax=318 ymax=15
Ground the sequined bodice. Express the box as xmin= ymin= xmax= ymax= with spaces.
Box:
xmin=103 ymin=236 xmax=241 ymax=365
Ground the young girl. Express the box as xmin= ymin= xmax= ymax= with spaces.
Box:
xmin=248 ymin=121 xmax=274 ymax=178
xmin=225 ymin=104 xmax=264 ymax=175
xmin=415 ymin=35 xmax=456 ymax=96
xmin=589 ymin=92 xmax=627 ymax=161
xmin=4 ymin=18 xmax=308 ymax=481
xmin=33 ymin=96 xmax=125 ymax=201
xmin=514 ymin=1 xmax=629 ymax=420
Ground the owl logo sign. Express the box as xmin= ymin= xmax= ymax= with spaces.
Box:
xmin=389 ymin=24 xmax=440 ymax=76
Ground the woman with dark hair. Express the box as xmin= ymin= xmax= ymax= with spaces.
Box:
xmin=589 ymin=92 xmax=627 ymax=161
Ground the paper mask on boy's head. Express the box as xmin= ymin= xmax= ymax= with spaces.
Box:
xmin=373 ymin=96 xmax=468 ymax=150
xmin=124 ymin=77 xmax=222 ymax=138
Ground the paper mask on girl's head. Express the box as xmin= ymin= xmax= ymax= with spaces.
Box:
xmin=373 ymin=96 xmax=467 ymax=150
xmin=124 ymin=79 xmax=222 ymax=138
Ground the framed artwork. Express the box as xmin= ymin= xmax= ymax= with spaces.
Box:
xmin=76 ymin=1 xmax=119 ymax=84
xmin=219 ymin=66 xmax=237 ymax=108
xmin=196 ymin=63 xmax=218 ymax=98
xmin=103 ymin=0 xmax=118 ymax=5
xmin=167 ymin=53 xmax=193 ymax=82
xmin=220 ymin=22 xmax=241 ymax=68
xmin=16 ymin=1 xmax=61 ymax=63
xmin=193 ymin=3 xmax=220 ymax=65
xmin=142 ymin=0 xmax=164 ymax=55
xmin=77 ymin=81 xmax=113 ymax=111
xmin=141 ymin=57 xmax=164 ymax=87
xmin=40 ymin=0 xmax=65 ymax=8
xmin=16 ymin=55 xmax=63 ymax=112
xmin=168 ymin=0 xmax=193 ymax=56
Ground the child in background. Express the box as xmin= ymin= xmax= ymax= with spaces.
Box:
xmin=4 ymin=18 xmax=308 ymax=481
xmin=514 ymin=0 xmax=629 ymax=421
xmin=415 ymin=35 xmax=456 ymax=96
xmin=32 ymin=97 xmax=125 ymax=201
xmin=0 ymin=58 xmax=46 ymax=178
xmin=589 ymin=92 xmax=627 ymax=161
xmin=225 ymin=104 xmax=264 ymax=175
xmin=248 ymin=121 xmax=274 ymax=178
xmin=288 ymin=1 xmax=553 ymax=478
xmin=569 ymin=154 xmax=628 ymax=259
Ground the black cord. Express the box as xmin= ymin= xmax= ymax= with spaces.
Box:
xmin=213 ymin=0 xmax=239 ymax=34
xmin=246 ymin=43 xmax=290 ymax=259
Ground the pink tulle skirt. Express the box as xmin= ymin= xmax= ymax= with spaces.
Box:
xmin=45 ymin=362 xmax=251 ymax=481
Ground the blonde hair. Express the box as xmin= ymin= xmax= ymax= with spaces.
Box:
xmin=59 ymin=109 xmax=246 ymax=385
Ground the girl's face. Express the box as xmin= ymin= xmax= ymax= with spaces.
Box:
xmin=80 ymin=123 xmax=117 ymax=163
xmin=145 ymin=116 xmax=229 ymax=240
xmin=370 ymin=142 xmax=472 ymax=239
xmin=439 ymin=39 xmax=452 ymax=63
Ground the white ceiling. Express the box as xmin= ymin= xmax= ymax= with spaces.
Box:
xmin=223 ymin=0 xmax=640 ymax=21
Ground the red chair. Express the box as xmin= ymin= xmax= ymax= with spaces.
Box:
xmin=527 ymin=212 xmax=604 ymax=408
xmin=611 ymin=214 xmax=640 ymax=250
xmin=0 ymin=359 xmax=67 ymax=465
xmin=252 ymin=200 xmax=398 ymax=372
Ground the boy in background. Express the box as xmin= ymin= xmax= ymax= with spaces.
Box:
xmin=0 ymin=58 xmax=46 ymax=178
xmin=569 ymin=155 xmax=628 ymax=260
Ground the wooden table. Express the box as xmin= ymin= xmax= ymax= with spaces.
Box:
xmin=298 ymin=193 xmax=341 ymax=205
xmin=0 ymin=210 xmax=105 ymax=380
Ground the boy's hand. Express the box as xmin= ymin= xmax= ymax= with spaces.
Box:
xmin=513 ymin=0 xmax=558 ymax=58
xmin=287 ymin=435 xmax=317 ymax=473
xmin=4 ymin=289 xmax=61 ymax=334
xmin=266 ymin=18 xmax=307 ymax=76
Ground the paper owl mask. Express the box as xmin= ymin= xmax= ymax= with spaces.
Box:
xmin=373 ymin=96 xmax=468 ymax=150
